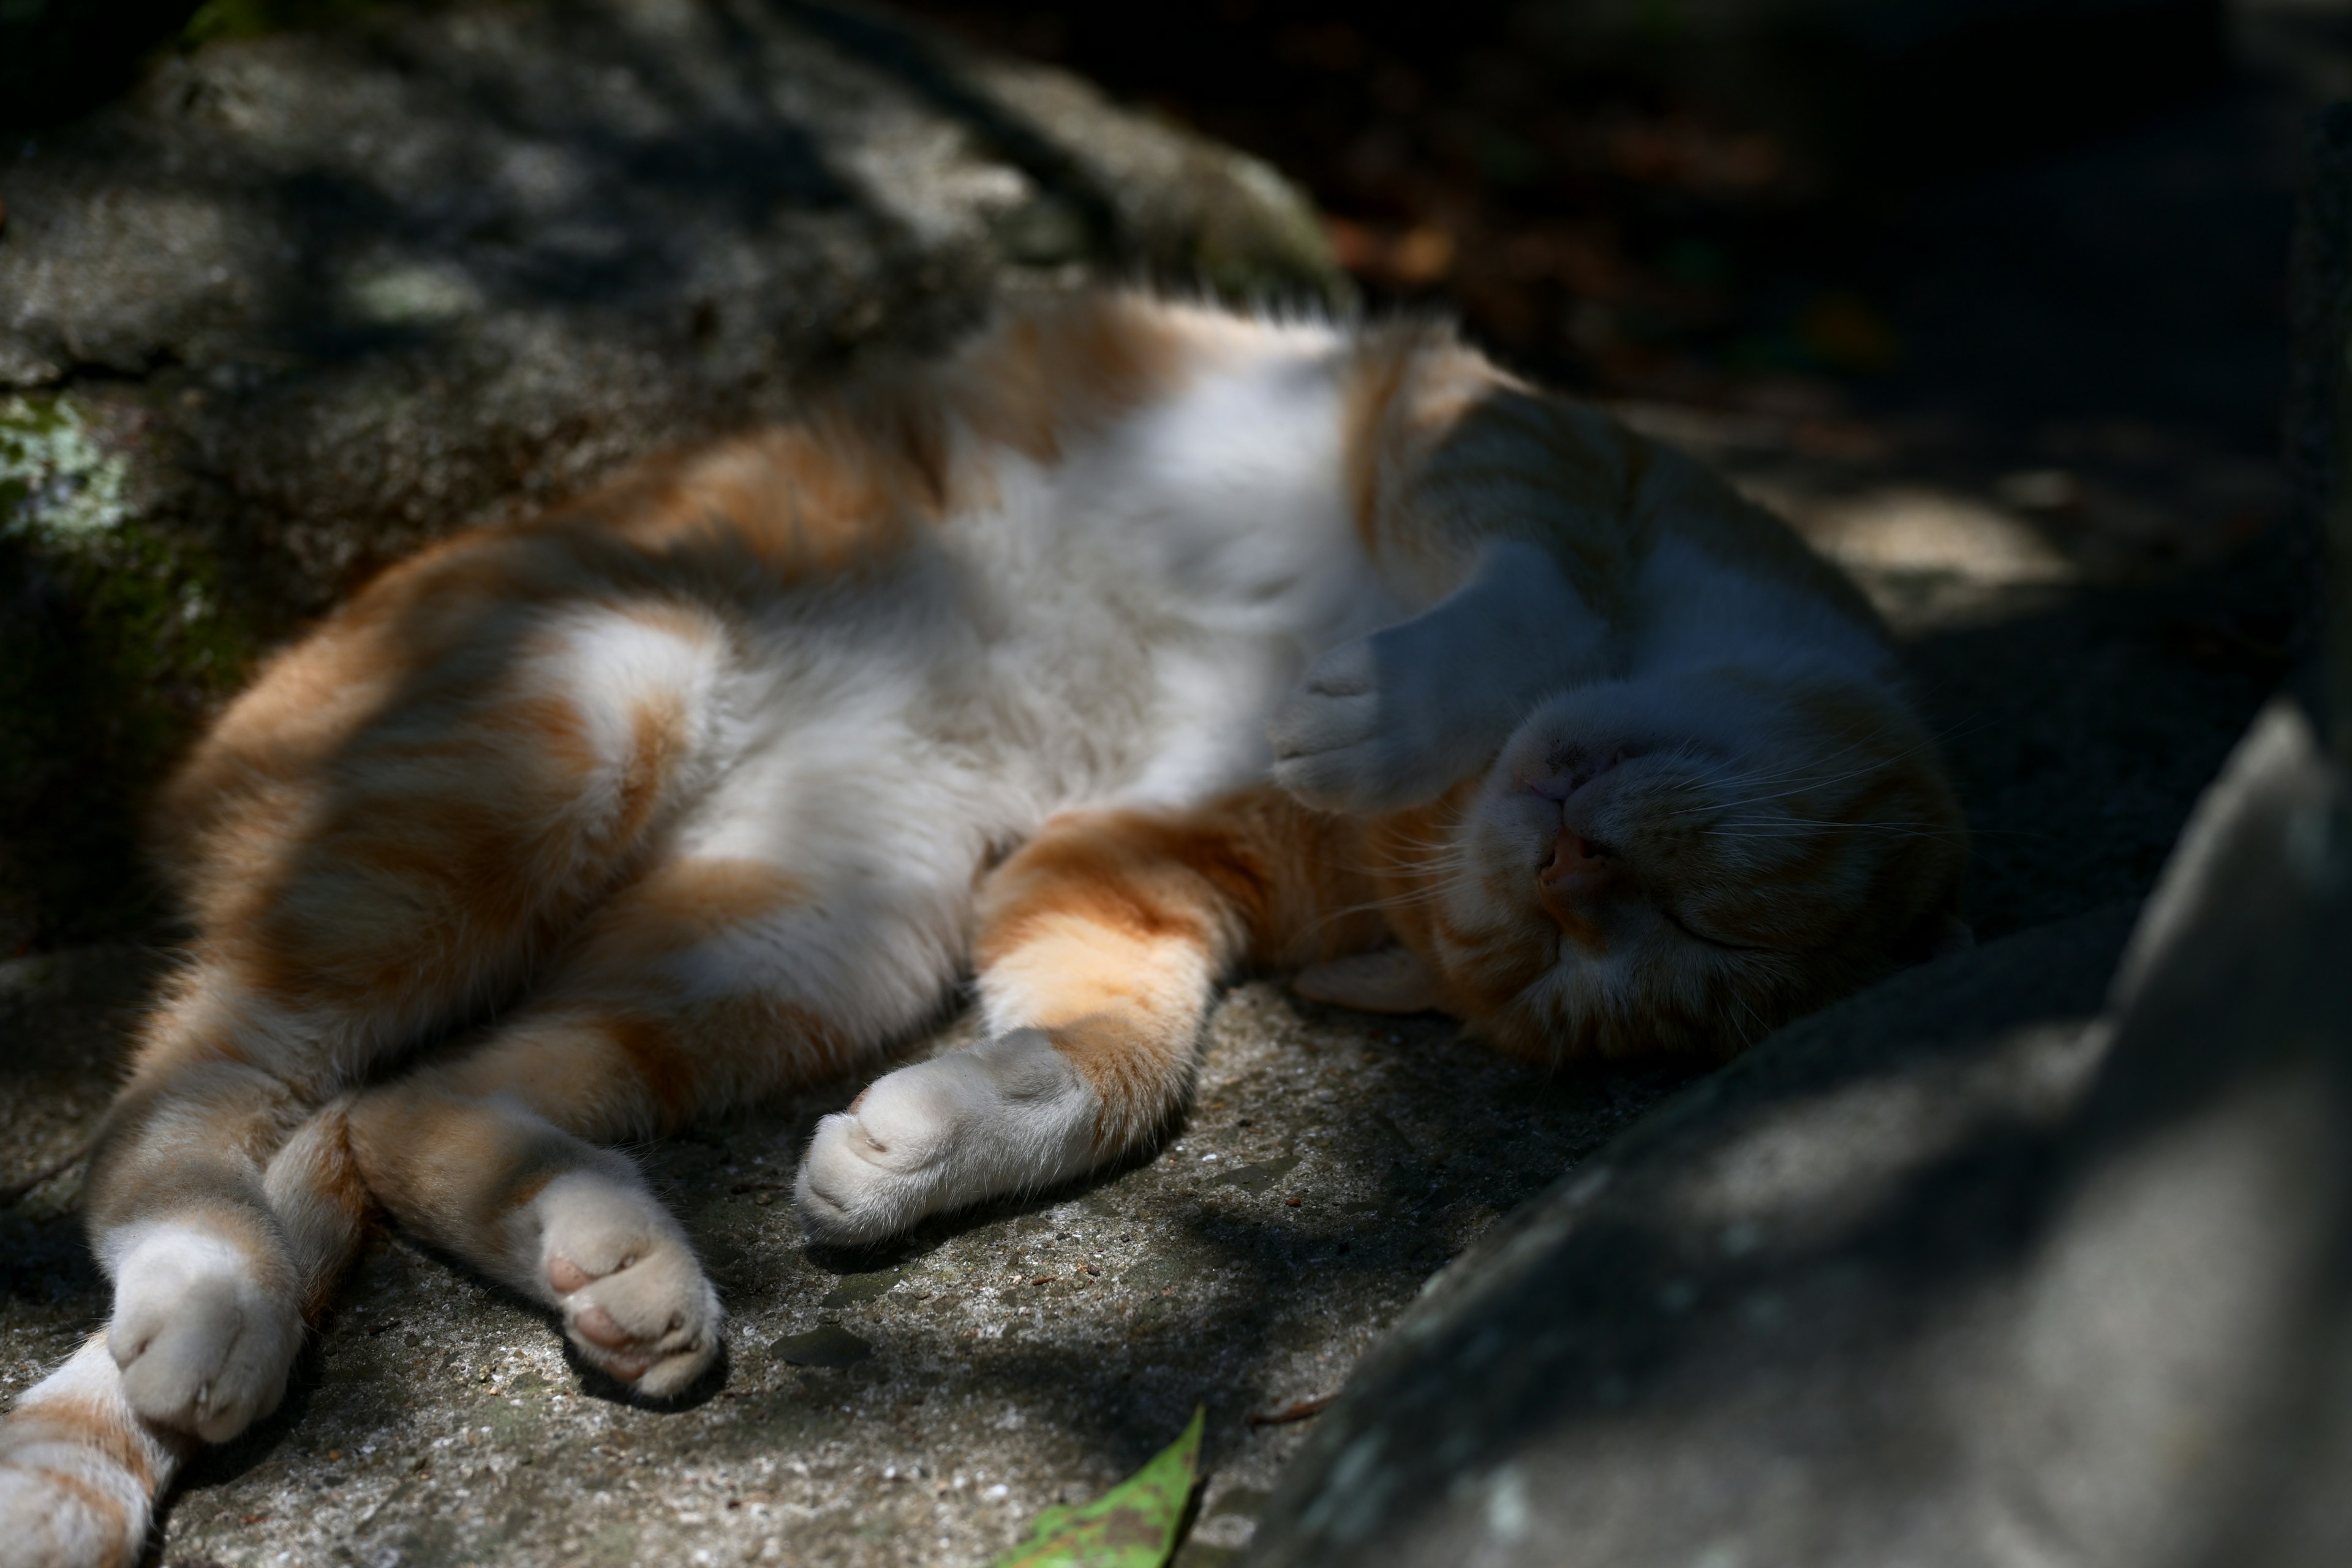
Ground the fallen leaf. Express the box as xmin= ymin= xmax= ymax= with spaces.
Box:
xmin=991 ymin=1406 xmax=1204 ymax=1568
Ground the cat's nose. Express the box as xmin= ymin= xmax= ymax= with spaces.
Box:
xmin=1536 ymin=827 xmax=1624 ymax=946
xmin=1538 ymin=828 xmax=1624 ymax=900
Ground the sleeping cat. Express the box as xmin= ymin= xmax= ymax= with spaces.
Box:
xmin=0 ymin=292 xmax=1962 ymax=1567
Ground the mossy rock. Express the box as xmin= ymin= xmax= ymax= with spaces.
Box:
xmin=0 ymin=393 xmax=262 ymax=946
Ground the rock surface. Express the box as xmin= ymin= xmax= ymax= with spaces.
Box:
xmin=1246 ymin=699 xmax=2352 ymax=1568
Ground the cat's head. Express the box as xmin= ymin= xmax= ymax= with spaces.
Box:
xmin=1325 ymin=668 xmax=1967 ymax=1060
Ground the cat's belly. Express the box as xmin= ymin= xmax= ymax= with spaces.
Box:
xmin=677 ymin=579 xmax=1326 ymax=880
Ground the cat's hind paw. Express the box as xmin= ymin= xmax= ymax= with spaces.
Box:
xmin=535 ymin=1174 xmax=722 ymax=1400
xmin=794 ymin=1030 xmax=1099 ymax=1248
xmin=104 ymin=1223 xmax=301 ymax=1444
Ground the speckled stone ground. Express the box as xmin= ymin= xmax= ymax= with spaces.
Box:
xmin=1 ymin=956 xmax=1692 ymax=1568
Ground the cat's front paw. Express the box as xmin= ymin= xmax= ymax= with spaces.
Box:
xmin=534 ymin=1174 xmax=723 ymax=1400
xmin=1270 ymin=632 xmax=1465 ymax=815
xmin=105 ymin=1223 xmax=301 ymax=1444
xmin=794 ymin=1031 xmax=1098 ymax=1247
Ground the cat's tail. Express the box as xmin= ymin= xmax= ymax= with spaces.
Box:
xmin=0 ymin=1102 xmax=374 ymax=1568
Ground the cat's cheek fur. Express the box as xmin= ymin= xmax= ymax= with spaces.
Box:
xmin=101 ymin=1221 xmax=303 ymax=1444
xmin=794 ymin=1030 xmax=1101 ymax=1246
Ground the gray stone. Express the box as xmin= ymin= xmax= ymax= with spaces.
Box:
xmin=1245 ymin=699 xmax=2352 ymax=1568
xmin=0 ymin=0 xmax=1340 ymax=949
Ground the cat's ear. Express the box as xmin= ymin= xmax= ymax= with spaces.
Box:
xmin=1291 ymin=948 xmax=1454 ymax=1016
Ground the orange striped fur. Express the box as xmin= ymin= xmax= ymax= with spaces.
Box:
xmin=1 ymin=292 xmax=1961 ymax=1566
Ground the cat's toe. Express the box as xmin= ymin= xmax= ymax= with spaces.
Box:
xmin=794 ymin=1106 xmax=933 ymax=1247
xmin=555 ymin=1254 xmax=720 ymax=1398
xmin=105 ymin=1225 xmax=299 ymax=1444
xmin=796 ymin=1054 xmax=1001 ymax=1245
xmin=536 ymin=1178 xmax=722 ymax=1398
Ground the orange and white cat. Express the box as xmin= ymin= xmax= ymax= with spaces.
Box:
xmin=0 ymin=293 xmax=1962 ymax=1567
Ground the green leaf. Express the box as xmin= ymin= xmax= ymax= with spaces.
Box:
xmin=990 ymin=1406 xmax=1205 ymax=1568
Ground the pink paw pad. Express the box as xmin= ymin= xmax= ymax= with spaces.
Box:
xmin=539 ymin=1245 xmax=714 ymax=1396
xmin=546 ymin=1255 xmax=595 ymax=1295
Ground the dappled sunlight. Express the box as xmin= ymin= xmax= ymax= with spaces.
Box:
xmin=1663 ymin=1021 xmax=2108 ymax=1243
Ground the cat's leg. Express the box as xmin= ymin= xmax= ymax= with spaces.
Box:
xmin=347 ymin=1072 xmax=724 ymax=1398
xmin=347 ymin=837 xmax=967 ymax=1392
xmin=1271 ymin=538 xmax=1613 ymax=815
xmin=0 ymin=1108 xmax=369 ymax=1567
xmin=73 ymin=598 xmax=726 ymax=1446
xmin=796 ymin=800 xmax=1325 ymax=1245
xmin=0 ymin=595 xmax=733 ymax=1568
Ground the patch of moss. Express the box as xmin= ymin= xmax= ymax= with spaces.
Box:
xmin=0 ymin=394 xmax=260 ymax=948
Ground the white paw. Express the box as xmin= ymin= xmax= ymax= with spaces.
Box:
xmin=533 ymin=1173 xmax=722 ymax=1399
xmin=1270 ymin=629 xmax=1474 ymax=815
xmin=794 ymin=1030 xmax=1099 ymax=1247
xmin=104 ymin=1224 xmax=301 ymax=1444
